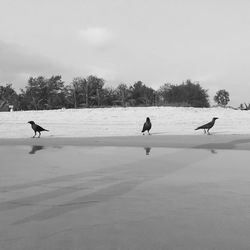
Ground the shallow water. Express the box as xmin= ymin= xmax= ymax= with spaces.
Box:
xmin=0 ymin=146 xmax=250 ymax=250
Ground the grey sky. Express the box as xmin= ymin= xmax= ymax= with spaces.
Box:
xmin=0 ymin=0 xmax=250 ymax=106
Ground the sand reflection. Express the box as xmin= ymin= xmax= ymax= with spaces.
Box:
xmin=29 ymin=145 xmax=45 ymax=154
xmin=144 ymin=147 xmax=151 ymax=155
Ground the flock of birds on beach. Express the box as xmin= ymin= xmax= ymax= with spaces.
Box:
xmin=28 ymin=117 xmax=219 ymax=138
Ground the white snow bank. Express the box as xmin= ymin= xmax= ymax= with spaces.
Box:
xmin=0 ymin=107 xmax=249 ymax=138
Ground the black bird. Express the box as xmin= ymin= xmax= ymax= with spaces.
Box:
xmin=195 ymin=117 xmax=218 ymax=135
xmin=142 ymin=117 xmax=152 ymax=135
xmin=28 ymin=121 xmax=49 ymax=138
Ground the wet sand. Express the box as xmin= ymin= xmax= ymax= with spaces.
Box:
xmin=1 ymin=135 xmax=250 ymax=250
xmin=1 ymin=134 xmax=250 ymax=150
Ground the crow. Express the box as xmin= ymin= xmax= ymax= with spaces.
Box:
xmin=28 ymin=121 xmax=49 ymax=138
xmin=142 ymin=117 xmax=152 ymax=135
xmin=195 ymin=117 xmax=218 ymax=135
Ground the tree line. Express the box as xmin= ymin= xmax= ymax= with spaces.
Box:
xmin=0 ymin=75 xmax=230 ymax=111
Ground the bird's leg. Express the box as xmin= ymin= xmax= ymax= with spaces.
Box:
xmin=33 ymin=132 xmax=36 ymax=138
xmin=207 ymin=129 xmax=211 ymax=135
xmin=38 ymin=132 xmax=41 ymax=138
xmin=203 ymin=129 xmax=206 ymax=134
xmin=148 ymin=131 xmax=151 ymax=135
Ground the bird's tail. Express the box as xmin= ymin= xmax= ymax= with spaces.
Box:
xmin=44 ymin=129 xmax=49 ymax=132
xmin=195 ymin=126 xmax=201 ymax=130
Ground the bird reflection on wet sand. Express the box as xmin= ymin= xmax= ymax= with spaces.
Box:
xmin=29 ymin=145 xmax=45 ymax=154
xmin=144 ymin=147 xmax=151 ymax=155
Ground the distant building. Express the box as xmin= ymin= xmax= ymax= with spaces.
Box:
xmin=9 ymin=105 xmax=14 ymax=112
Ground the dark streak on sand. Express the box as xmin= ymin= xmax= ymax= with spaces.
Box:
xmin=1 ymin=135 xmax=250 ymax=150
xmin=10 ymin=147 xmax=214 ymax=225
xmin=1 ymin=135 xmax=250 ymax=226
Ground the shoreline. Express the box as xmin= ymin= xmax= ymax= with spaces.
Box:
xmin=1 ymin=134 xmax=250 ymax=150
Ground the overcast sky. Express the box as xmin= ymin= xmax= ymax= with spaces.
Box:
xmin=0 ymin=0 xmax=250 ymax=106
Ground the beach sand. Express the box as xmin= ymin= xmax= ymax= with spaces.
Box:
xmin=1 ymin=135 xmax=250 ymax=250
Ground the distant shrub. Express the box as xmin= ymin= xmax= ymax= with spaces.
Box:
xmin=214 ymin=89 xmax=230 ymax=106
xmin=158 ymin=80 xmax=210 ymax=108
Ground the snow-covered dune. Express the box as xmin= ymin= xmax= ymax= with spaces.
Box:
xmin=0 ymin=107 xmax=249 ymax=138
